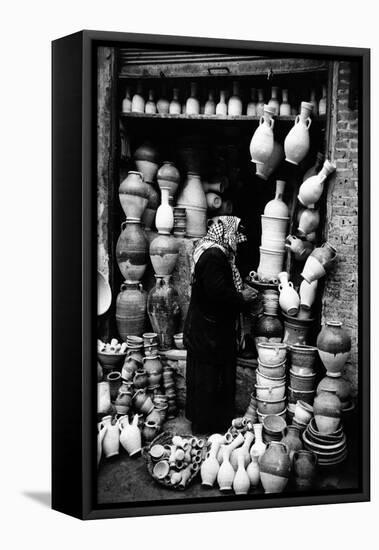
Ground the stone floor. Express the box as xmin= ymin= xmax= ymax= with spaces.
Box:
xmin=97 ymin=412 xmax=360 ymax=505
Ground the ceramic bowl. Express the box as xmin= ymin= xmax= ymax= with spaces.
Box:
xmin=149 ymin=444 xmax=165 ymax=460
xmin=153 ymin=460 xmax=170 ymax=479
xmin=256 ymin=370 xmax=286 ymax=388
xmin=289 ymin=344 xmax=318 ymax=370
xmin=258 ymin=359 xmax=286 ymax=378
xmin=256 ymin=343 xmax=287 ymax=365
xmin=174 ymin=333 xmax=185 ymax=350
xmin=98 ymin=350 xmax=127 ymax=371
xmin=289 ymin=369 xmax=317 ymax=391
xmin=255 ymin=382 xmax=286 ymax=401
xmin=256 ymin=396 xmax=287 ymax=415
xmin=263 ymin=414 xmax=287 ymax=436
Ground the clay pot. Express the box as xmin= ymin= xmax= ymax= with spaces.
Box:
xmin=259 ymin=442 xmax=291 ymax=493
xmin=121 ymin=356 xmax=141 ymax=381
xmin=285 ymin=235 xmax=314 ymax=262
xmin=216 ymin=90 xmax=228 ymax=115
xmin=169 ymin=88 xmax=181 ymax=114
xmin=256 ymin=396 xmax=287 ymax=415
xmin=301 ymin=242 xmax=337 ymax=283
xmin=134 ymin=143 xmax=159 ymax=184
xmin=284 ymin=102 xmax=313 ymax=165
xmin=289 ymin=369 xmax=316 ymax=392
xmin=118 ymin=171 xmax=150 ymax=220
xmin=313 ymin=390 xmax=342 ymax=434
xmin=298 ymin=160 xmax=336 ymax=206
xmin=102 ymin=415 xmax=120 ymax=458
xmin=316 ymin=321 xmax=351 ymax=376
xmin=157 ymin=161 xmax=180 ymax=200
xmin=255 ymin=382 xmax=286 ymax=401
xmin=149 ymin=233 xmax=179 ymax=277
xmin=257 ymin=359 xmax=286 ymax=378
xmin=289 ymin=344 xmax=318 ymax=374
xmin=294 ymin=400 xmax=314 ymax=424
xmin=143 ymin=420 xmax=160 ymax=443
xmin=256 ymin=342 xmax=287 ymax=365
xmin=133 ymin=388 xmax=154 ymax=415
xmin=299 ymin=280 xmax=318 ymax=310
xmin=119 ymin=414 xmax=142 ymax=457
xmin=316 ymin=375 xmax=351 ymax=405
xmin=133 ymin=369 xmax=148 ymax=390
xmin=278 ymin=271 xmax=300 ymax=316
xmin=279 ymin=89 xmax=291 ymax=116
xmin=115 ymin=388 xmax=132 ymax=415
xmin=281 ymin=425 xmax=303 ymax=461
xmin=257 ymin=247 xmax=285 ymax=281
xmin=97 ymin=270 xmax=112 ymax=316
xmin=116 ymin=219 xmax=148 ymax=282
xmin=262 ymin=415 xmax=287 ymax=442
xmin=297 ymin=207 xmax=320 ymax=237
xmin=287 ymin=387 xmax=315 ymax=406
xmin=186 ymin=82 xmax=200 ymax=115
xmin=143 ymin=355 xmax=163 ymax=376
xmin=155 ymin=187 xmax=174 ymax=235
xmin=228 ymin=81 xmax=243 ymax=116
xmin=141 ymin=184 xmax=160 ymax=231
xmin=176 ymin=172 xmax=207 ymax=238
xmin=261 ymin=215 xmax=289 ymax=251
xmin=293 ymin=450 xmax=317 ymax=490
xmin=256 ymin=371 xmax=286 ymax=388
xmin=106 ymin=371 xmax=122 ymax=401
xmin=116 ymin=282 xmax=147 ymax=341
xmin=254 ymin=314 xmax=283 ymax=346
xmin=282 ymin=312 xmax=314 ymax=346
xmin=263 ymin=180 xmax=289 ymax=217
xmin=256 ymin=141 xmax=284 ymax=181
xmin=206 ymin=192 xmax=222 ymax=211
xmin=147 ymin=275 xmax=181 ymax=350
xmin=97 ymin=381 xmax=111 ymax=415
xmin=250 ymin=105 xmax=275 ymax=164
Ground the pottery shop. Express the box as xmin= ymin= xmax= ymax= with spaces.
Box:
xmin=97 ymin=46 xmax=360 ymax=502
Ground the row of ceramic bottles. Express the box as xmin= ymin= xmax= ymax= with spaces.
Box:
xmin=122 ymin=82 xmax=327 ymax=117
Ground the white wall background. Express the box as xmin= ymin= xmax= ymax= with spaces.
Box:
xmin=1 ymin=1 xmax=377 ymax=548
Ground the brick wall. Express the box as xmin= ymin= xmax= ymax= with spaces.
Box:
xmin=322 ymin=61 xmax=359 ymax=394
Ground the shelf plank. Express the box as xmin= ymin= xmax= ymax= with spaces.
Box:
xmin=120 ymin=112 xmax=326 ymax=122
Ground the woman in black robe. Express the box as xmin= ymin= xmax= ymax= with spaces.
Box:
xmin=183 ymin=216 xmax=257 ymax=434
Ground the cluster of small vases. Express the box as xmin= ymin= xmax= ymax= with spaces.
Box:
xmin=97 ymin=414 xmax=142 ymax=467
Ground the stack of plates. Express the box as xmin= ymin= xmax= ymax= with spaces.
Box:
xmin=302 ymin=417 xmax=347 ymax=467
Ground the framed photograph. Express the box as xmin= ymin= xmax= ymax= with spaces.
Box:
xmin=52 ymin=30 xmax=370 ymax=520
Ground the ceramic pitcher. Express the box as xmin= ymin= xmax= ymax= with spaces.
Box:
xmin=278 ymin=271 xmax=300 ymax=316
xmin=284 ymin=101 xmax=313 ymax=165
xmin=249 ymin=105 xmax=275 ymax=165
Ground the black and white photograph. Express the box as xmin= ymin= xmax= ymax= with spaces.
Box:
xmin=94 ymin=39 xmax=368 ymax=510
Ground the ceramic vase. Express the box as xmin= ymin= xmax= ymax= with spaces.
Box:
xmin=134 ymin=142 xmax=159 ymax=184
xmin=133 ymin=388 xmax=154 ymax=415
xmin=141 ymin=184 xmax=160 ymax=231
xmin=176 ymin=172 xmax=207 ymax=237
xmin=169 ymin=88 xmax=181 ymax=114
xmin=155 ymin=187 xmax=174 ymax=235
xmin=233 ymin=453 xmax=251 ymax=494
xmin=293 ymin=450 xmax=317 ymax=490
xmin=116 ymin=219 xmax=148 ymax=282
xmin=119 ymin=414 xmax=142 ymax=457
xmin=97 ymin=381 xmax=111 ymax=415
xmin=282 ymin=312 xmax=314 ymax=346
xmin=278 ymin=271 xmax=300 ymax=316
xmin=297 ymin=206 xmax=320 ymax=237
xmin=115 ymin=388 xmax=132 ymax=415
xmin=250 ymin=423 xmax=266 ymax=462
xmin=268 ymin=86 xmax=280 ymax=115
xmin=255 ymin=141 xmax=284 ymax=181
xmin=301 ymin=242 xmax=337 ymax=284
xmin=285 ymin=235 xmax=314 ymax=262
xmin=313 ymin=390 xmax=341 ymax=434
xmin=317 ymin=375 xmax=351 ymax=407
xmin=186 ymin=82 xmax=200 ymax=115
xmin=228 ymin=81 xmax=243 ymax=116
xmin=247 ymin=88 xmax=257 ymax=116
xmin=149 ymin=233 xmax=179 ymax=277
xmin=217 ymin=433 xmax=244 ymax=491
xmin=216 ymin=90 xmax=228 ymax=115
xmin=316 ymin=321 xmax=351 ymax=376
xmin=279 ymin=89 xmax=291 ymax=116
xmin=281 ymin=426 xmax=303 ymax=462
xmin=318 ymin=85 xmax=327 ymax=116
xmin=115 ymin=282 xmax=147 ymax=341
xmin=246 ymin=454 xmax=260 ymax=487
xmin=157 ymin=161 xmax=180 ymax=201
xmin=204 ymin=90 xmax=216 ymax=115
xmin=264 ymin=180 xmax=289 ymax=217
xmin=230 ymin=431 xmax=254 ymax=470
xmin=147 ymin=275 xmax=181 ymax=350
xmin=119 ymin=171 xmax=150 ymax=220
xmin=131 ymin=83 xmax=145 ymax=113
xmin=201 ymin=439 xmax=222 ymax=487
xmin=250 ymin=105 xmax=275 ymax=164
xmin=256 ymin=89 xmax=265 ymax=116
xmin=284 ymin=101 xmax=313 ymax=165
xmin=157 ymin=87 xmax=170 ymax=114
xmin=102 ymin=416 xmax=120 ymax=458
xmin=122 ymin=86 xmax=132 ymax=113
xmin=259 ymin=442 xmax=291 ymax=493
xmin=145 ymin=89 xmax=157 ymax=114
xmin=299 ymin=279 xmax=318 ymax=310
xmin=298 ymin=160 xmax=336 ymax=206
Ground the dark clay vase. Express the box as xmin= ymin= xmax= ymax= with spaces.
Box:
xmin=316 ymin=321 xmax=351 ymax=377
xmin=149 ymin=233 xmax=179 ymax=277
xmin=282 ymin=312 xmax=314 ymax=346
xmin=116 ymin=282 xmax=147 ymax=341
xmin=316 ymin=374 xmax=351 ymax=406
xmin=254 ymin=313 xmax=283 ymax=345
xmin=118 ymin=171 xmax=150 ymax=220
xmin=260 ymin=442 xmax=291 ymax=494
xmin=142 ymin=184 xmax=160 ymax=231
xmin=147 ymin=275 xmax=181 ymax=350
xmin=116 ymin=219 xmax=148 ymax=282
xmin=293 ymin=450 xmax=317 ymax=490
xmin=281 ymin=425 xmax=303 ymax=461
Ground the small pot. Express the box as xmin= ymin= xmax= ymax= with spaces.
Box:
xmin=257 ymin=409 xmax=287 ymax=423
xmin=258 ymin=359 xmax=286 ymax=378
xmin=256 ymin=370 xmax=286 ymax=388
xmin=294 ymin=400 xmax=314 ymax=424
xmin=289 ymin=344 xmax=318 ymax=372
xmin=289 ymin=369 xmax=317 ymax=391
xmin=256 ymin=396 xmax=287 ymax=415
xmin=287 ymin=386 xmax=315 ymax=405
xmin=255 ymin=382 xmax=286 ymax=401
xmin=263 ymin=414 xmax=287 ymax=438
xmin=256 ymin=342 xmax=287 ymax=365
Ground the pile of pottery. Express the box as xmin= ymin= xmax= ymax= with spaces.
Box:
xmin=303 ymin=414 xmax=347 ymax=467
xmin=286 ymin=344 xmax=318 ymax=426
xmin=146 ymin=433 xmax=208 ymax=489
xmin=253 ymin=289 xmax=284 ymax=348
xmin=162 ymin=365 xmax=177 ymax=419
xmin=256 ymin=180 xmax=289 ymax=282
xmin=254 ymin=341 xmax=288 ymax=422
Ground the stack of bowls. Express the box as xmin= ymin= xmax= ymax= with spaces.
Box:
xmin=126 ymin=335 xmax=144 ymax=358
xmin=262 ymin=414 xmax=287 ymax=443
xmin=302 ymin=417 xmax=347 ymax=466
xmin=256 ymin=343 xmax=287 ymax=422
xmin=287 ymin=345 xmax=318 ymax=415
xmin=173 ymin=207 xmax=186 ymax=237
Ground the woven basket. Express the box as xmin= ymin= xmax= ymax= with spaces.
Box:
xmin=144 ymin=431 xmax=210 ymax=490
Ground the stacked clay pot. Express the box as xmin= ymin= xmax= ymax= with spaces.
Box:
xmin=287 ymin=344 xmax=318 ymax=426
xmin=162 ymin=365 xmax=177 ymax=418
xmin=257 ymin=181 xmax=289 ymax=282
xmin=116 ymin=282 xmax=147 ymax=341
xmin=255 ymin=342 xmax=288 ymax=422
xmin=254 ymin=290 xmax=284 ymax=349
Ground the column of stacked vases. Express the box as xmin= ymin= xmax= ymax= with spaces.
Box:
xmin=256 ymin=180 xmax=289 ymax=282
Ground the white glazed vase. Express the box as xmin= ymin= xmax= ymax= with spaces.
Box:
xmin=298 ymin=160 xmax=336 ymax=206
xmin=233 ymin=453 xmax=251 ymax=494
xmin=201 ymin=440 xmax=221 ymax=487
xmin=256 ymin=142 xmax=284 ymax=181
xmin=278 ymin=271 xmax=300 ymax=316
xmin=102 ymin=416 xmax=120 ymax=458
xmin=250 ymin=423 xmax=266 ymax=462
xmin=284 ymin=102 xmax=313 ymax=165
xmin=246 ymin=453 xmax=260 ymax=487
xmin=155 ymin=187 xmax=174 ymax=234
xmin=264 ymin=180 xmax=289 ymax=217
xmin=119 ymin=414 xmax=142 ymax=456
xmin=250 ymin=106 xmax=275 ymax=165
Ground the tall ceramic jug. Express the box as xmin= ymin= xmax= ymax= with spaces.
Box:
xmin=155 ymin=187 xmax=174 ymax=234
xmin=249 ymin=105 xmax=275 ymax=165
xmin=298 ymin=160 xmax=336 ymax=206
xmin=133 ymin=142 xmax=159 ymax=184
xmin=279 ymin=89 xmax=291 ymax=116
xmin=255 ymin=141 xmax=284 ymax=181
xmin=250 ymin=423 xmax=266 ymax=462
xmin=268 ymin=86 xmax=280 ymax=115
xmin=119 ymin=414 xmax=142 ymax=456
xmin=259 ymin=441 xmax=291 ymax=493
xmin=233 ymin=452 xmax=251 ymax=494
xmin=149 ymin=233 xmax=179 ymax=277
xmin=116 ymin=282 xmax=147 ymax=341
xmin=116 ymin=219 xmax=148 ymax=282
xmin=122 ymin=85 xmax=132 ymax=113
xmin=216 ymin=90 xmax=227 ymax=115
xmin=176 ymin=172 xmax=207 ymax=237
xmin=131 ymin=83 xmax=145 ymax=113
xmin=316 ymin=321 xmax=351 ymax=376
xmin=147 ymin=275 xmax=181 ymax=350
xmin=313 ymin=389 xmax=341 ymax=434
xmin=301 ymin=242 xmax=337 ymax=284
xmin=278 ymin=271 xmax=300 ymax=316
xmin=169 ymin=88 xmax=181 ymax=114
xmin=284 ymin=101 xmax=313 ymax=165
xmin=145 ymin=89 xmax=157 ymax=114
xmin=299 ymin=279 xmax=318 ymax=310
xmin=118 ymin=171 xmax=150 ymax=220
xmin=318 ymin=85 xmax=327 ymax=116
xmin=217 ymin=433 xmax=244 ymax=491
xmin=186 ymin=82 xmax=200 ymax=115
xmin=102 ymin=416 xmax=120 ymax=458
xmin=204 ymin=90 xmax=216 ymax=115
xmin=228 ymin=81 xmax=243 ymax=116
xmin=201 ymin=438 xmax=222 ymax=487
xmin=302 ymin=152 xmax=324 ymax=181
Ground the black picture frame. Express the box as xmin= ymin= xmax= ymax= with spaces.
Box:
xmin=52 ymin=30 xmax=370 ymax=520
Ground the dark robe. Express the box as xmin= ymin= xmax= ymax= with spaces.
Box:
xmin=183 ymin=247 xmax=245 ymax=433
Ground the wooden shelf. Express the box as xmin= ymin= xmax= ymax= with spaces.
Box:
xmin=120 ymin=112 xmax=326 ymax=122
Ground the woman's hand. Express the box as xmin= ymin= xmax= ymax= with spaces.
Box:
xmin=241 ymin=286 xmax=258 ymax=303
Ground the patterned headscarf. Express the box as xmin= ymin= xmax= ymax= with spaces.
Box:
xmin=192 ymin=216 xmax=247 ymax=291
